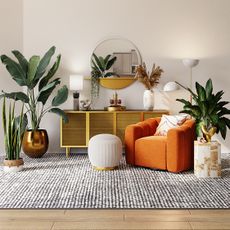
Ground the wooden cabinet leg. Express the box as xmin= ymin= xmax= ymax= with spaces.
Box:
xmin=66 ymin=147 xmax=70 ymax=158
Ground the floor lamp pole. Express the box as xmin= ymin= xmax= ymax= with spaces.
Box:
xmin=190 ymin=67 xmax=193 ymax=103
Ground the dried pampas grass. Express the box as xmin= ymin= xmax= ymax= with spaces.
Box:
xmin=135 ymin=63 xmax=163 ymax=90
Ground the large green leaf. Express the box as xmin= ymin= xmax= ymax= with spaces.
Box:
xmin=196 ymin=82 xmax=206 ymax=101
xmin=214 ymin=90 xmax=224 ymax=103
xmin=52 ymin=85 xmax=68 ymax=106
xmin=210 ymin=114 xmax=219 ymax=124
xmin=28 ymin=56 xmax=40 ymax=87
xmin=34 ymin=46 xmax=56 ymax=82
xmin=106 ymin=56 xmax=117 ymax=70
xmin=218 ymin=107 xmax=230 ymax=117
xmin=99 ymin=57 xmax=105 ymax=70
xmin=12 ymin=50 xmax=28 ymax=74
xmin=48 ymin=108 xmax=68 ymax=123
xmin=0 ymin=91 xmax=29 ymax=103
xmin=223 ymin=117 xmax=230 ymax=129
xmin=205 ymin=78 xmax=213 ymax=99
xmin=38 ymin=54 xmax=61 ymax=91
xmin=218 ymin=119 xmax=227 ymax=139
xmin=1 ymin=55 xmax=27 ymax=86
xmin=37 ymin=79 xmax=61 ymax=105
xmin=176 ymin=98 xmax=192 ymax=107
xmin=104 ymin=54 xmax=111 ymax=67
xmin=92 ymin=53 xmax=104 ymax=72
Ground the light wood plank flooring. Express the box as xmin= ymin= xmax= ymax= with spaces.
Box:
xmin=0 ymin=210 xmax=229 ymax=230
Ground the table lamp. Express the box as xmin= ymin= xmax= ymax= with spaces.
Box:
xmin=69 ymin=75 xmax=84 ymax=110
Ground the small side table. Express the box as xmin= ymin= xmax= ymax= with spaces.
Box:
xmin=194 ymin=141 xmax=221 ymax=178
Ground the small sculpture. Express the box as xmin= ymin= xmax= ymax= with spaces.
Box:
xmin=110 ymin=92 xmax=122 ymax=107
xmin=106 ymin=92 xmax=125 ymax=111
xmin=80 ymin=100 xmax=91 ymax=111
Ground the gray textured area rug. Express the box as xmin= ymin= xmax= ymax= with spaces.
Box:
xmin=0 ymin=153 xmax=229 ymax=208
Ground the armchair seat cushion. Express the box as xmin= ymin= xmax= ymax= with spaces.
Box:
xmin=135 ymin=136 xmax=167 ymax=170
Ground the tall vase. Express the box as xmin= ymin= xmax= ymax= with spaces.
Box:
xmin=143 ymin=89 xmax=154 ymax=110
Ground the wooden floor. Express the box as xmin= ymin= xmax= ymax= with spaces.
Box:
xmin=0 ymin=210 xmax=229 ymax=230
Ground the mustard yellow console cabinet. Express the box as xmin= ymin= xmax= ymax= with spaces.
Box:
xmin=60 ymin=110 xmax=169 ymax=157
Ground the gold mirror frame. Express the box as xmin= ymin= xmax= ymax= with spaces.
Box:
xmin=91 ymin=37 xmax=142 ymax=89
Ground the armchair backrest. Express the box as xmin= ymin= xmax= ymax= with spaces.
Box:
xmin=136 ymin=117 xmax=161 ymax=137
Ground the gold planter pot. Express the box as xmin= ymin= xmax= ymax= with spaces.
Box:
xmin=22 ymin=129 xmax=49 ymax=158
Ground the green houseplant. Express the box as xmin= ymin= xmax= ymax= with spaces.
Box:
xmin=2 ymin=97 xmax=27 ymax=172
xmin=0 ymin=46 xmax=68 ymax=157
xmin=176 ymin=78 xmax=230 ymax=142
xmin=91 ymin=53 xmax=117 ymax=98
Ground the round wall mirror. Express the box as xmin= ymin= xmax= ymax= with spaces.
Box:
xmin=91 ymin=38 xmax=142 ymax=89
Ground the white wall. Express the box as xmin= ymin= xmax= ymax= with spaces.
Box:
xmin=3 ymin=0 xmax=229 ymax=153
xmin=0 ymin=0 xmax=23 ymax=154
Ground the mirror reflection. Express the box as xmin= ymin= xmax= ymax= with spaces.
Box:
xmin=91 ymin=38 xmax=142 ymax=77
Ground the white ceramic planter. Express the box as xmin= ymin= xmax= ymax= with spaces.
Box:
xmin=3 ymin=159 xmax=24 ymax=173
xmin=143 ymin=89 xmax=154 ymax=110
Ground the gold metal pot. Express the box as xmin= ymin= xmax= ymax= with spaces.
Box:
xmin=22 ymin=129 xmax=49 ymax=158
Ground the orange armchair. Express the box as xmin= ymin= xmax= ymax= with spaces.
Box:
xmin=125 ymin=117 xmax=196 ymax=173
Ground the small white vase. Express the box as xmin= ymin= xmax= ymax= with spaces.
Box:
xmin=143 ymin=89 xmax=154 ymax=110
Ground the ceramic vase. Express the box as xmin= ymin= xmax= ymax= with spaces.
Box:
xmin=143 ymin=89 xmax=154 ymax=110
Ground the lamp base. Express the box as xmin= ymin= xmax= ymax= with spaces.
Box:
xmin=73 ymin=92 xmax=80 ymax=110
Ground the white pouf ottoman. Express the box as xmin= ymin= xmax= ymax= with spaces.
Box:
xmin=88 ymin=134 xmax=122 ymax=170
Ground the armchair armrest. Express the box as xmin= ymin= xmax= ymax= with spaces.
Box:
xmin=125 ymin=118 xmax=159 ymax=165
xmin=167 ymin=120 xmax=196 ymax=172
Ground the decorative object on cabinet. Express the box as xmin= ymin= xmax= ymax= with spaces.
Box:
xmin=194 ymin=141 xmax=221 ymax=178
xmin=2 ymin=98 xmax=27 ymax=172
xmin=135 ymin=63 xmax=164 ymax=110
xmin=182 ymin=58 xmax=199 ymax=102
xmin=60 ymin=110 xmax=169 ymax=157
xmin=125 ymin=117 xmax=196 ymax=173
xmin=0 ymin=46 xmax=69 ymax=158
xmin=106 ymin=91 xmax=126 ymax=111
xmin=176 ymin=78 xmax=230 ymax=142
xmin=69 ymin=75 xmax=84 ymax=110
xmin=90 ymin=37 xmax=142 ymax=96
xmin=163 ymin=81 xmax=179 ymax=92
xmin=80 ymin=99 xmax=91 ymax=111
xmin=88 ymin=134 xmax=122 ymax=170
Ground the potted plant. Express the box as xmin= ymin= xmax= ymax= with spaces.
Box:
xmin=135 ymin=63 xmax=164 ymax=110
xmin=176 ymin=78 xmax=230 ymax=142
xmin=0 ymin=46 xmax=68 ymax=158
xmin=90 ymin=53 xmax=117 ymax=99
xmin=2 ymin=97 xmax=27 ymax=172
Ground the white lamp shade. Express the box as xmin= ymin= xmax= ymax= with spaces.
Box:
xmin=182 ymin=58 xmax=199 ymax=68
xmin=69 ymin=75 xmax=84 ymax=91
xmin=163 ymin=81 xmax=179 ymax=92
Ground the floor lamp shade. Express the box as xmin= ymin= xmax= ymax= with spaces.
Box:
xmin=69 ymin=75 xmax=84 ymax=110
xmin=163 ymin=82 xmax=179 ymax=92
xmin=182 ymin=59 xmax=199 ymax=68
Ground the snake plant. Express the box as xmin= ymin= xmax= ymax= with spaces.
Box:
xmin=91 ymin=53 xmax=117 ymax=98
xmin=0 ymin=46 xmax=68 ymax=130
xmin=2 ymin=97 xmax=27 ymax=160
xmin=176 ymin=79 xmax=230 ymax=142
